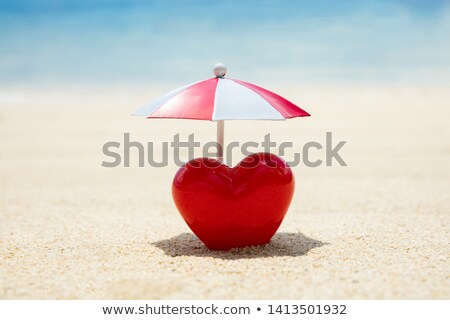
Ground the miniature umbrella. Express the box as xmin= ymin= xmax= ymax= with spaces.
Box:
xmin=133 ymin=63 xmax=310 ymax=161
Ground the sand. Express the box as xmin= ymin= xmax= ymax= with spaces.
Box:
xmin=0 ymin=84 xmax=449 ymax=299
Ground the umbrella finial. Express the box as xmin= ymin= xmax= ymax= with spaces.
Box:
xmin=213 ymin=63 xmax=227 ymax=78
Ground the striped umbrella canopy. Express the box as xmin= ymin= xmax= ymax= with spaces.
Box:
xmin=133 ymin=63 xmax=310 ymax=160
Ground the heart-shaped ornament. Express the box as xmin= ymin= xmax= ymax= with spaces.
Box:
xmin=172 ymin=153 xmax=295 ymax=250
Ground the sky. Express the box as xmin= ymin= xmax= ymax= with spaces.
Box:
xmin=0 ymin=0 xmax=449 ymax=85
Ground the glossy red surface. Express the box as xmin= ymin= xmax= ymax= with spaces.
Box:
xmin=172 ymin=153 xmax=295 ymax=250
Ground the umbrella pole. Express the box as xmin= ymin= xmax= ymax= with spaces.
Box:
xmin=217 ymin=120 xmax=224 ymax=162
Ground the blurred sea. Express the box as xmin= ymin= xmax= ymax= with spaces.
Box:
xmin=0 ymin=0 xmax=449 ymax=86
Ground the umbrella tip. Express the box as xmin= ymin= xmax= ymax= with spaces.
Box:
xmin=213 ymin=63 xmax=227 ymax=78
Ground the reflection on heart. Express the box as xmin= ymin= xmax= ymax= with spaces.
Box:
xmin=172 ymin=153 xmax=295 ymax=250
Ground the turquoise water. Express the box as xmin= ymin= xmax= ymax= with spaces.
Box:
xmin=0 ymin=0 xmax=449 ymax=85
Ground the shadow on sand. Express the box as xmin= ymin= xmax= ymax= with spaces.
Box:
xmin=153 ymin=232 xmax=327 ymax=260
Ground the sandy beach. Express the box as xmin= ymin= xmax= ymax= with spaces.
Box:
xmin=0 ymin=84 xmax=449 ymax=299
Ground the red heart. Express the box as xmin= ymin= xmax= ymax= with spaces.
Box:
xmin=172 ymin=153 xmax=295 ymax=250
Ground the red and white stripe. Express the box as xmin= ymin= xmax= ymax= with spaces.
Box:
xmin=133 ymin=78 xmax=310 ymax=120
